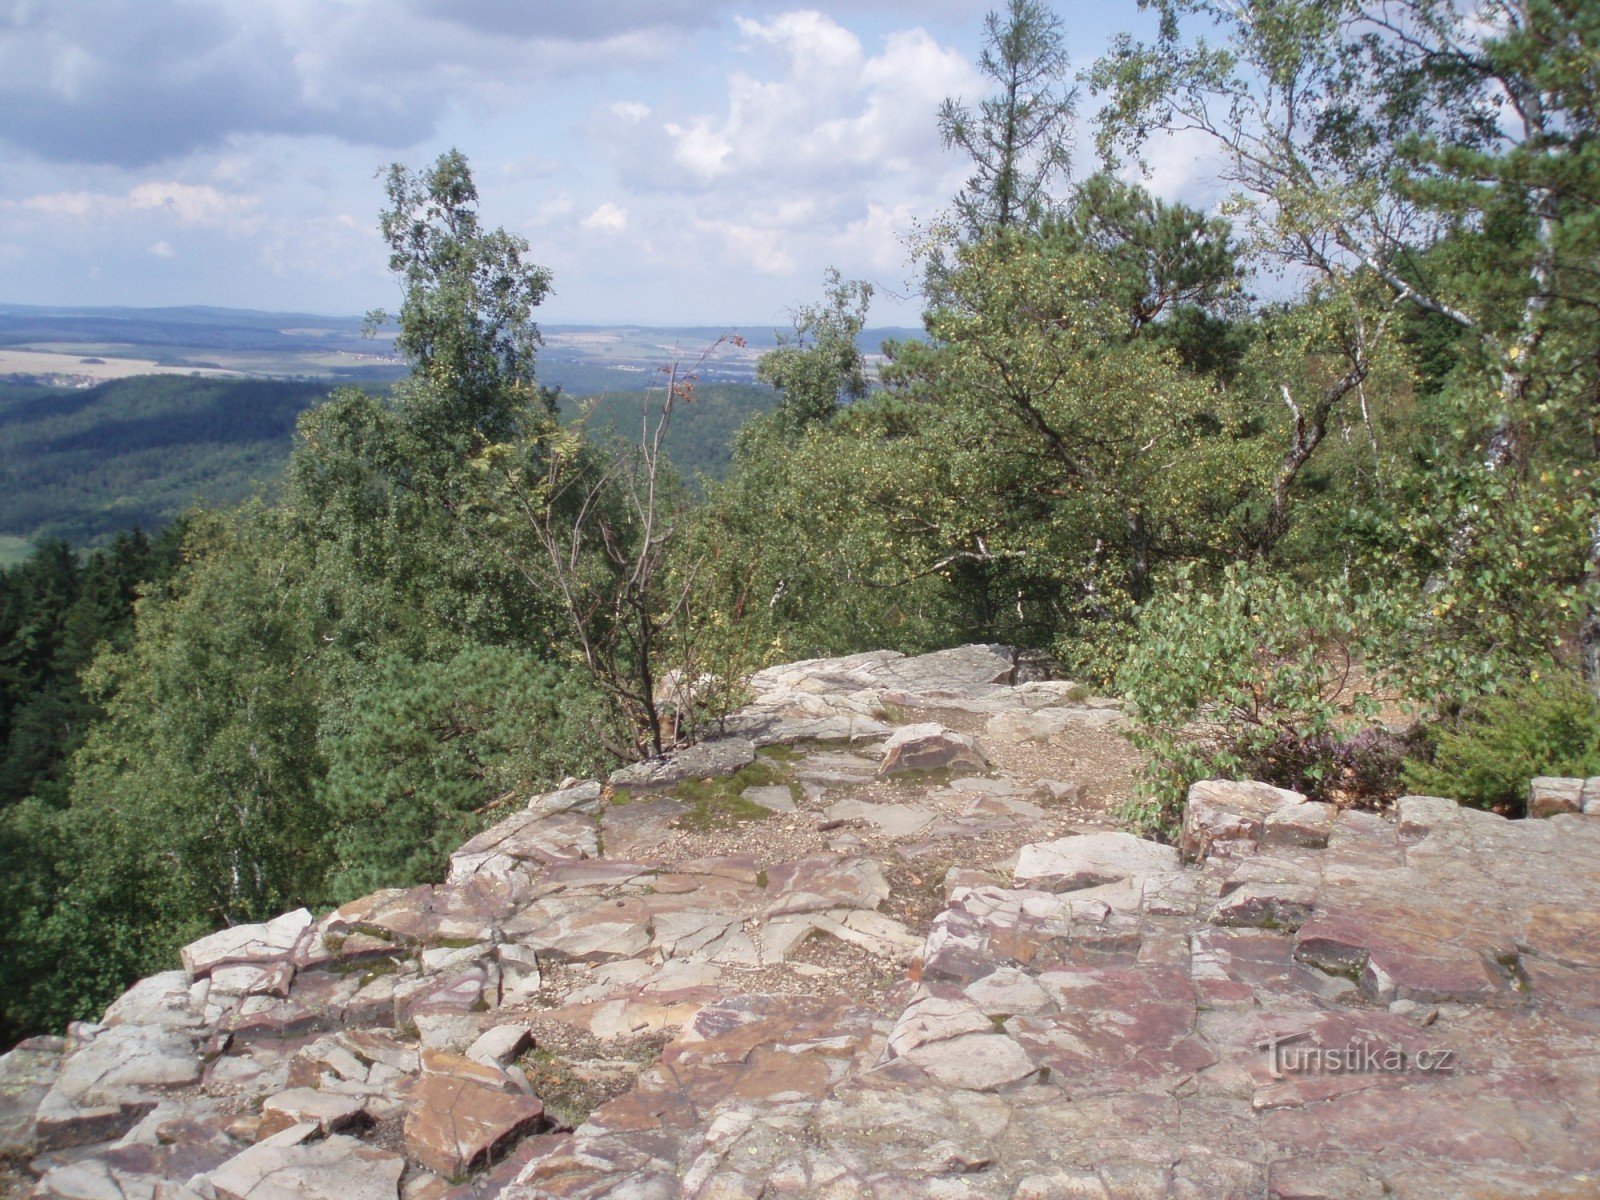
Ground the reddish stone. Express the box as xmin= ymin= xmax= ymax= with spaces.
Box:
xmin=403 ymin=1073 xmax=545 ymax=1177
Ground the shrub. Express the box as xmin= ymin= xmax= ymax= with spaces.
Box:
xmin=1245 ymin=726 xmax=1411 ymax=804
xmin=1116 ymin=565 xmax=1396 ymax=835
xmin=320 ymin=647 xmax=609 ymax=901
xmin=1403 ymin=670 xmax=1600 ymax=814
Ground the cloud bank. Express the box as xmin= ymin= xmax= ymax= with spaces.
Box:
xmin=0 ymin=2 xmax=1182 ymax=324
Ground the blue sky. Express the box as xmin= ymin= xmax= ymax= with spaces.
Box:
xmin=0 ymin=2 xmax=1205 ymax=326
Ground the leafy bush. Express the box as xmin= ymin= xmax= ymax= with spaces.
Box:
xmin=1246 ymin=726 xmax=1411 ymax=804
xmin=1403 ymin=670 xmax=1600 ymax=813
xmin=321 ymin=647 xmax=608 ymax=901
xmin=1117 ymin=565 xmax=1395 ymax=834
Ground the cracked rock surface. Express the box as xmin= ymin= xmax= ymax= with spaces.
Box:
xmin=4 ymin=644 xmax=1599 ymax=1200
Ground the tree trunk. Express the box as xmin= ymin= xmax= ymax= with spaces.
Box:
xmin=1580 ymin=507 xmax=1600 ymax=697
xmin=1126 ymin=507 xmax=1151 ymax=603
xmin=1582 ymin=358 xmax=1600 ymax=697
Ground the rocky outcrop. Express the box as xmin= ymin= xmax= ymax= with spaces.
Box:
xmin=497 ymin=782 xmax=1600 ymax=1199
xmin=876 ymin=722 xmax=988 ymax=776
xmin=1528 ymin=774 xmax=1600 ymax=817
xmin=4 ymin=647 xmax=1599 ymax=1200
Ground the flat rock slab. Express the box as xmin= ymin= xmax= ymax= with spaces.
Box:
xmin=33 ymin=1122 xmax=241 ymax=1200
xmin=1211 ymin=882 xmax=1318 ymax=930
xmin=900 ymin=1031 xmax=1040 ymax=1091
xmin=208 ymin=1131 xmax=406 ymax=1200
xmin=0 ymin=1035 xmax=64 ymax=1157
xmin=36 ymin=1024 xmax=202 ymax=1150
xmin=877 ymin=723 xmax=987 ymax=776
xmin=1181 ymin=779 xmax=1310 ymax=860
xmin=608 ymin=738 xmax=756 ymax=788
xmin=1529 ymin=775 xmax=1587 ymax=818
xmin=403 ymin=1073 xmax=544 ymax=1176
xmin=762 ymin=856 xmax=889 ymax=916
xmin=824 ymin=798 xmax=935 ymax=838
xmin=447 ymin=810 xmax=598 ymax=881
xmin=723 ymin=710 xmax=893 ymax=746
xmin=101 ymin=971 xmax=205 ymax=1030
xmin=182 ymin=909 xmax=312 ymax=981
xmin=740 ymin=785 xmax=797 ymax=813
xmin=984 ymin=704 xmax=1122 ymax=743
xmin=467 ymin=1024 xmax=534 ymax=1069
xmin=796 ymin=748 xmax=879 ymax=786
xmin=723 ymin=646 xmax=1018 ymax=744
xmin=1013 ymin=832 xmax=1179 ymax=892
xmin=259 ymin=1087 xmax=369 ymax=1138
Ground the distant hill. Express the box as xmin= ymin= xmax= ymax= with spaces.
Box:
xmin=0 ymin=374 xmax=783 ymax=548
xmin=0 ymin=303 xmax=922 ymax=390
xmin=0 ymin=303 xmax=405 ymax=384
xmin=571 ymin=383 xmax=781 ymax=483
xmin=0 ymin=305 xmax=920 ymax=548
xmin=0 ymin=375 xmax=333 ymax=545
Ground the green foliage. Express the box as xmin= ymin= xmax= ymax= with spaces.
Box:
xmin=690 ymin=222 xmax=1270 ymax=676
xmin=1347 ymin=409 xmax=1587 ymax=708
xmin=0 ymin=527 xmax=184 ymax=809
xmin=572 ymin=383 xmax=778 ymax=485
xmin=367 ymin=148 xmax=554 ymax=444
xmin=1405 ymin=671 xmax=1600 ymax=814
xmin=756 ymin=271 xmax=873 ymax=433
xmin=322 ymin=648 xmax=607 ymax=901
xmin=894 ymin=232 xmax=1262 ymax=653
xmin=1089 ymin=0 xmax=1600 ymax=685
xmin=0 ymin=791 xmax=207 ymax=1044
xmin=685 ymin=403 xmax=967 ymax=665
xmin=1117 ymin=566 xmax=1388 ymax=833
xmin=0 ymin=375 xmax=331 ymax=545
xmin=1047 ymin=173 xmax=1246 ymax=372
xmin=73 ymin=511 xmax=331 ymax=927
xmin=939 ymin=0 xmax=1076 ymax=235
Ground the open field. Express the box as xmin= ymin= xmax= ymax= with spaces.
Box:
xmin=0 ymin=348 xmax=242 ymax=384
xmin=0 ymin=305 xmax=916 ymax=550
xmin=0 ymin=305 xmax=919 ymax=389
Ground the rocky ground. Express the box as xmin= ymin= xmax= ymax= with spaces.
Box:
xmin=3 ymin=645 xmax=1599 ymax=1199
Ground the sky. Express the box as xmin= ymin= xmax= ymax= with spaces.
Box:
xmin=0 ymin=1 xmax=1209 ymax=327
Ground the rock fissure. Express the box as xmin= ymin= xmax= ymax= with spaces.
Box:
xmin=6 ymin=645 xmax=1600 ymax=1198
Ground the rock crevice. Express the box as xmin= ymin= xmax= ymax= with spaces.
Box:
xmin=4 ymin=646 xmax=1599 ymax=1200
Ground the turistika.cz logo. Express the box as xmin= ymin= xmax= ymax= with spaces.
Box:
xmin=1257 ymin=1031 xmax=1458 ymax=1079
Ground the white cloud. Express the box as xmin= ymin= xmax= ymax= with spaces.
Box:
xmin=149 ymin=239 xmax=175 ymax=257
xmin=1121 ymin=126 xmax=1229 ymax=210
xmin=16 ymin=182 xmax=258 ymax=228
xmin=0 ymin=3 xmax=1024 ymax=322
xmin=735 ymin=10 xmax=865 ymax=77
xmin=128 ymin=182 xmax=259 ymax=225
xmin=835 ymin=201 xmax=920 ymax=271
xmin=588 ymin=11 xmax=983 ymax=315
xmin=697 ymin=218 xmax=797 ymax=276
xmin=0 ymin=0 xmax=694 ymax=168
xmin=582 ymin=202 xmax=629 ymax=233
xmin=634 ymin=12 xmax=978 ymax=198
xmin=523 ymin=193 xmax=576 ymax=228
